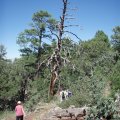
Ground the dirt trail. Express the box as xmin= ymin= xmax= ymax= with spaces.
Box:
xmin=4 ymin=102 xmax=57 ymax=120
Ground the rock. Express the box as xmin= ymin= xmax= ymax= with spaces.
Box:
xmin=41 ymin=106 xmax=88 ymax=120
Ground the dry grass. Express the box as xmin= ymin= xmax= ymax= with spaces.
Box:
xmin=0 ymin=111 xmax=15 ymax=120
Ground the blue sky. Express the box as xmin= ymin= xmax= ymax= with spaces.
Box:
xmin=0 ymin=0 xmax=120 ymax=59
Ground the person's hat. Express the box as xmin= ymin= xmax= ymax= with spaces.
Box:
xmin=17 ymin=101 xmax=21 ymax=104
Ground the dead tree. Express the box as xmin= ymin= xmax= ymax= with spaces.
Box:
xmin=48 ymin=0 xmax=68 ymax=95
xmin=48 ymin=0 xmax=81 ymax=95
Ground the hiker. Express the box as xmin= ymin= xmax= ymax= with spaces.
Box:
xmin=68 ymin=90 xmax=72 ymax=97
xmin=64 ymin=90 xmax=69 ymax=100
xmin=62 ymin=91 xmax=65 ymax=100
xmin=59 ymin=90 xmax=66 ymax=102
xmin=15 ymin=101 xmax=26 ymax=120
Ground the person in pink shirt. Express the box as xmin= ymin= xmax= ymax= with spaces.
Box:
xmin=15 ymin=101 xmax=26 ymax=120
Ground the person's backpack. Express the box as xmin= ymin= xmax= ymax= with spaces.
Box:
xmin=62 ymin=91 xmax=65 ymax=99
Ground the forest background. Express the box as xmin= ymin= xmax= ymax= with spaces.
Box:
xmin=0 ymin=0 xmax=120 ymax=119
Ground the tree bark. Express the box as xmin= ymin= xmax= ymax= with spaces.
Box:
xmin=49 ymin=0 xmax=68 ymax=95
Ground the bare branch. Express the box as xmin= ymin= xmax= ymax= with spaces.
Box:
xmin=64 ymin=31 xmax=82 ymax=41
xmin=49 ymin=29 xmax=59 ymax=40
xmin=64 ymin=25 xmax=79 ymax=27
xmin=65 ymin=17 xmax=75 ymax=20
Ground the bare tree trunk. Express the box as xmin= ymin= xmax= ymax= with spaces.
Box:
xmin=49 ymin=0 xmax=68 ymax=95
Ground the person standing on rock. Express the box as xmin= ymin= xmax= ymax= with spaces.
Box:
xmin=15 ymin=101 xmax=26 ymax=120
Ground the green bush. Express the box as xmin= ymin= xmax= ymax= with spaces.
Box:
xmin=59 ymin=93 xmax=91 ymax=109
xmin=86 ymin=97 xmax=120 ymax=120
